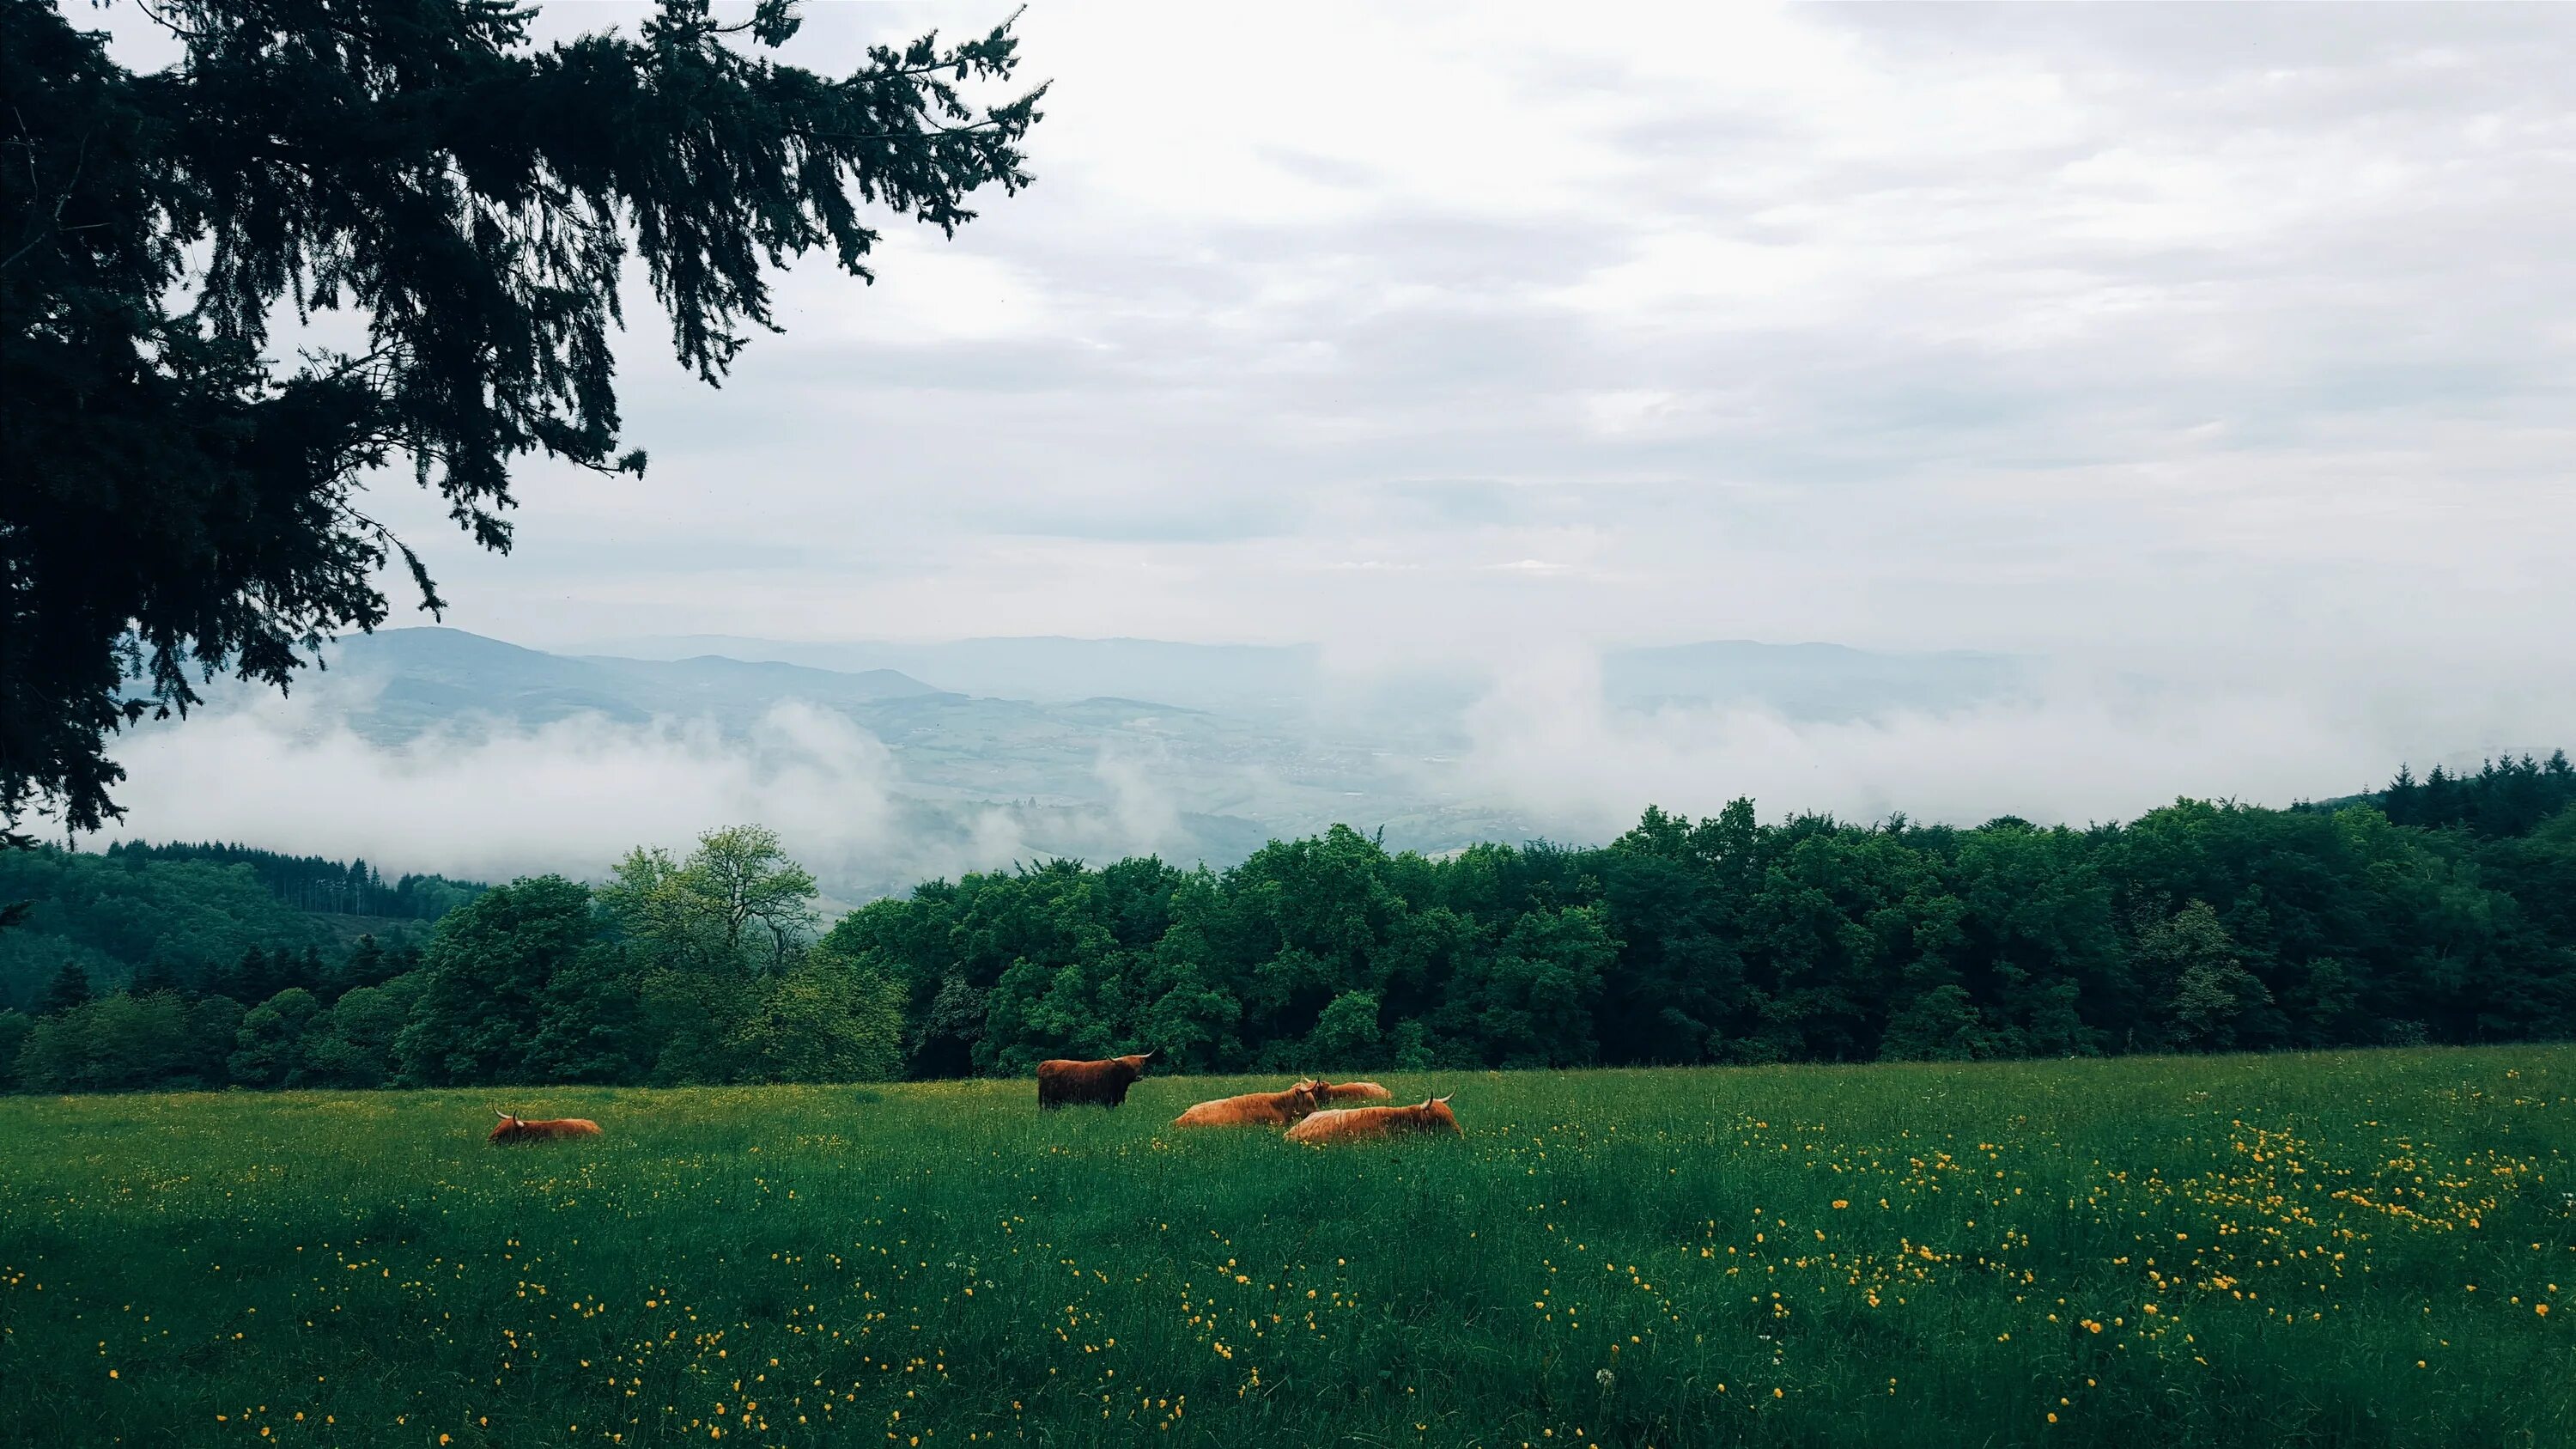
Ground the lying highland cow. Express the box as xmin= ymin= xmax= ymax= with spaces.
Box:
xmin=489 ymin=1111 xmax=603 ymax=1144
xmin=1285 ymin=1095 xmax=1461 ymax=1145
xmin=1315 ymin=1080 xmax=1393 ymax=1104
xmin=1173 ymin=1080 xmax=1326 ymax=1128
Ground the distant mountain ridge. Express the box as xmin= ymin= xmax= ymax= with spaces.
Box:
xmin=569 ymin=630 xmax=2032 ymax=719
xmin=320 ymin=628 xmax=947 ymax=739
xmin=562 ymin=632 xmax=1323 ymax=711
xmin=151 ymin=627 xmax=2039 ymax=897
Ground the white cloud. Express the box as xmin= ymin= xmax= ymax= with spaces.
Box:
xmin=98 ymin=692 xmax=1208 ymax=898
xmin=801 ymin=236 xmax=1060 ymax=345
xmin=107 ymin=696 xmax=895 ymax=886
xmin=1446 ymin=643 xmax=2576 ymax=837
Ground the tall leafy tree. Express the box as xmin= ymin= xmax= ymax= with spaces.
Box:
xmin=227 ymin=985 xmax=319 ymax=1086
xmin=686 ymin=825 xmax=820 ymax=972
xmin=598 ymin=825 xmax=818 ymax=974
xmin=524 ymin=942 xmax=647 ymax=1083
xmin=393 ymin=873 xmax=596 ymax=1084
xmin=298 ymin=973 xmax=423 ymax=1087
xmin=1 ymin=0 xmax=1044 ymax=836
xmin=723 ymin=953 xmax=904 ymax=1083
xmin=2136 ymin=900 xmax=2276 ymax=1052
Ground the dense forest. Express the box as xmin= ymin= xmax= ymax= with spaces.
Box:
xmin=2370 ymin=752 xmax=2576 ymax=835
xmin=0 ymin=843 xmax=479 ymax=1014
xmin=100 ymin=842 xmax=485 ymax=920
xmin=3 ymin=753 xmax=2572 ymax=1093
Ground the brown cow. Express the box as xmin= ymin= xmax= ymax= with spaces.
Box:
xmin=1316 ymin=1080 xmax=1393 ymax=1104
xmin=1284 ymin=1095 xmax=1460 ymax=1145
xmin=1036 ymin=1052 xmax=1154 ymax=1109
xmin=1173 ymin=1080 xmax=1326 ymax=1128
xmin=489 ymin=1111 xmax=603 ymax=1144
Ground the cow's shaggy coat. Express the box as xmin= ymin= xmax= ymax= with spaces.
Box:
xmin=1173 ymin=1081 xmax=1326 ymax=1127
xmin=1036 ymin=1053 xmax=1153 ymax=1108
xmin=1285 ymin=1096 xmax=1461 ymax=1144
xmin=488 ymin=1111 xmax=603 ymax=1144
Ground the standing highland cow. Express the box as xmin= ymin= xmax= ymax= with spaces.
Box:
xmin=1036 ymin=1052 xmax=1154 ymax=1109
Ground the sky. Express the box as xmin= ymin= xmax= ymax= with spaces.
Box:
xmin=97 ymin=0 xmax=2576 ymax=663
xmin=77 ymin=2 xmax=2576 ymax=868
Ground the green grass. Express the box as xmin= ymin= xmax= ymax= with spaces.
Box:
xmin=3 ymin=1050 xmax=2571 ymax=1449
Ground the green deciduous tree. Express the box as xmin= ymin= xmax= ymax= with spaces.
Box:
xmin=599 ymin=825 xmax=817 ymax=974
xmin=1304 ymin=989 xmax=1384 ymax=1068
xmin=297 ymin=973 xmax=423 ymax=1087
xmin=684 ymin=825 xmax=820 ymax=972
xmin=1437 ymin=905 xmax=1615 ymax=1068
xmin=394 ymin=874 xmax=597 ymax=1084
xmin=1880 ymin=983 xmax=1994 ymax=1062
xmin=724 ymin=954 xmax=905 ymax=1084
xmin=18 ymin=989 xmax=199 ymax=1091
xmin=185 ymin=995 xmax=244 ymax=1084
xmin=2140 ymin=901 xmax=2276 ymax=1052
xmin=228 ymin=986 xmax=320 ymax=1086
xmin=908 ymin=971 xmax=988 ymax=1080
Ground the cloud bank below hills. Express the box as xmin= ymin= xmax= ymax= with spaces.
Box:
xmin=1448 ymin=647 xmax=2576 ymax=839
xmin=94 ymin=645 xmax=2573 ymax=898
xmin=101 ymin=692 xmax=1204 ymax=901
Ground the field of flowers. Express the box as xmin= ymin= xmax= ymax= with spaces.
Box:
xmin=3 ymin=1047 xmax=2569 ymax=1447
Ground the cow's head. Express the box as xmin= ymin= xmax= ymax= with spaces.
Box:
xmin=489 ymin=1110 xmax=527 ymax=1144
xmin=1416 ymin=1095 xmax=1461 ymax=1135
xmin=1283 ymin=1080 xmax=1326 ymax=1118
xmin=1114 ymin=1051 xmax=1154 ymax=1081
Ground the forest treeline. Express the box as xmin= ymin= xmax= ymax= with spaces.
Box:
xmin=100 ymin=842 xmax=485 ymax=920
xmin=3 ymin=752 xmax=2572 ymax=1093
xmin=0 ymin=843 xmax=480 ymax=1014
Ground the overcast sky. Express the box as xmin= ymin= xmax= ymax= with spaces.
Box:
xmin=76 ymin=1 xmax=2576 ymax=862
xmin=104 ymin=2 xmax=2576 ymax=665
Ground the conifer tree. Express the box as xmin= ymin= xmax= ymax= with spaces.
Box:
xmin=3 ymin=0 xmax=1047 ymax=834
xmin=130 ymin=958 xmax=191 ymax=1000
xmin=40 ymin=961 xmax=92 ymax=1015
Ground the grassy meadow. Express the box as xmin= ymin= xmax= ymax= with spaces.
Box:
xmin=3 ymin=1050 xmax=2571 ymax=1448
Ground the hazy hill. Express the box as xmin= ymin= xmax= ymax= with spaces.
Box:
xmin=564 ymin=633 xmax=1325 ymax=711
xmin=143 ymin=628 xmax=2041 ymax=895
xmin=325 ymin=628 xmax=944 ymax=740
xmin=574 ymin=631 xmax=2032 ymax=721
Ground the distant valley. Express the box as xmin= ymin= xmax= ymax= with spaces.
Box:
xmin=154 ymin=627 xmax=2038 ymax=897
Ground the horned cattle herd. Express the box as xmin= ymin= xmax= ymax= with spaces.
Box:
xmin=1066 ymin=1054 xmax=1461 ymax=1146
xmin=484 ymin=1055 xmax=1458 ymax=1148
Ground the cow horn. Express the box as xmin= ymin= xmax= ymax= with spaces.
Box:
xmin=1436 ymin=1094 xmax=1453 ymax=1104
xmin=495 ymin=1109 xmax=512 ymax=1119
